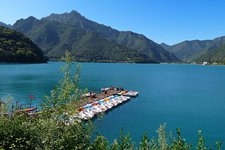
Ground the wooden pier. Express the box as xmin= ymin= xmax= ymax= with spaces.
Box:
xmin=77 ymin=88 xmax=122 ymax=108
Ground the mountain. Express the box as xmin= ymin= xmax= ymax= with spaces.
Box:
xmin=161 ymin=40 xmax=213 ymax=61
xmin=0 ymin=26 xmax=47 ymax=63
xmin=13 ymin=10 xmax=178 ymax=63
xmin=196 ymin=44 xmax=225 ymax=64
xmin=71 ymin=32 xmax=154 ymax=63
xmin=160 ymin=43 xmax=171 ymax=51
xmin=162 ymin=36 xmax=225 ymax=62
xmin=0 ymin=21 xmax=12 ymax=28
xmin=13 ymin=17 xmax=155 ymax=63
xmin=0 ymin=21 xmax=6 ymax=27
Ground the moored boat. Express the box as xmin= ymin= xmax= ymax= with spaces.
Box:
xmin=73 ymin=87 xmax=138 ymax=120
xmin=123 ymin=91 xmax=139 ymax=97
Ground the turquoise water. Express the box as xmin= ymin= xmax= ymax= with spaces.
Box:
xmin=0 ymin=62 xmax=225 ymax=146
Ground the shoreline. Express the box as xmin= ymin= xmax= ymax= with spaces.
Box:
xmin=1 ymin=60 xmax=225 ymax=67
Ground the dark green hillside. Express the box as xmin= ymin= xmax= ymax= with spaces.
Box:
xmin=162 ymin=36 xmax=225 ymax=62
xmin=197 ymin=44 xmax=225 ymax=64
xmin=72 ymin=32 xmax=155 ymax=63
xmin=13 ymin=10 xmax=178 ymax=63
xmin=112 ymin=31 xmax=178 ymax=62
xmin=0 ymin=26 xmax=47 ymax=63
xmin=161 ymin=40 xmax=213 ymax=61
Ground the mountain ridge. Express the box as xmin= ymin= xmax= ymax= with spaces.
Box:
xmin=0 ymin=21 xmax=12 ymax=28
xmin=13 ymin=16 xmax=156 ymax=63
xmin=161 ymin=36 xmax=225 ymax=62
xmin=13 ymin=11 xmax=178 ymax=62
xmin=36 ymin=10 xmax=178 ymax=62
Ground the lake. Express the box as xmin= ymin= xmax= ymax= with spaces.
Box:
xmin=0 ymin=62 xmax=225 ymax=146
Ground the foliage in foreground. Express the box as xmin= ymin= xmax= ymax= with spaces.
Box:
xmin=0 ymin=117 xmax=222 ymax=150
xmin=0 ymin=51 xmax=222 ymax=149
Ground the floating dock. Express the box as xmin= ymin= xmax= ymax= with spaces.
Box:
xmin=68 ymin=87 xmax=138 ymax=123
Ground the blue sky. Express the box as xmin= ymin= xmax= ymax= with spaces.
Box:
xmin=1 ymin=0 xmax=225 ymax=45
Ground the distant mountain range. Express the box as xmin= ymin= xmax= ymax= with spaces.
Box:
xmin=161 ymin=36 xmax=225 ymax=63
xmin=12 ymin=10 xmax=178 ymax=63
xmin=1 ymin=10 xmax=225 ymax=64
xmin=0 ymin=26 xmax=47 ymax=63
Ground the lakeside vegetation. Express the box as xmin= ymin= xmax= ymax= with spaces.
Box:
xmin=0 ymin=52 xmax=222 ymax=149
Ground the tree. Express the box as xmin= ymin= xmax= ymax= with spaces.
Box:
xmin=157 ymin=123 xmax=168 ymax=150
xmin=42 ymin=51 xmax=82 ymax=120
xmin=139 ymin=132 xmax=150 ymax=150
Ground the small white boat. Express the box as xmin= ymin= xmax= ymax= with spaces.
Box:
xmin=83 ymin=109 xmax=95 ymax=118
xmin=109 ymin=95 xmax=115 ymax=99
xmin=115 ymin=97 xmax=123 ymax=103
xmin=104 ymin=103 xmax=112 ymax=109
xmin=123 ymin=91 xmax=139 ymax=97
xmin=98 ymin=104 xmax=107 ymax=111
xmin=81 ymin=92 xmax=96 ymax=98
xmin=121 ymin=96 xmax=130 ymax=101
xmin=110 ymin=99 xmax=118 ymax=106
xmin=92 ymin=106 xmax=102 ymax=113
xmin=106 ymin=101 xmax=113 ymax=108
xmin=90 ymin=107 xmax=98 ymax=114
xmin=101 ymin=87 xmax=111 ymax=92
xmin=78 ymin=111 xmax=89 ymax=120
